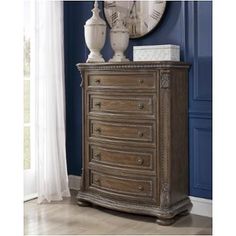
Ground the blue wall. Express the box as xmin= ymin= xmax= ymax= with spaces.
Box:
xmin=64 ymin=1 xmax=212 ymax=199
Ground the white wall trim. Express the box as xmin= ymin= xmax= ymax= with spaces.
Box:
xmin=190 ymin=196 xmax=212 ymax=218
xmin=68 ymin=175 xmax=81 ymax=190
xmin=24 ymin=193 xmax=37 ymax=202
xmin=68 ymin=175 xmax=212 ymax=218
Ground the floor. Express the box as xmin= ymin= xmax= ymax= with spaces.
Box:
xmin=24 ymin=191 xmax=212 ymax=235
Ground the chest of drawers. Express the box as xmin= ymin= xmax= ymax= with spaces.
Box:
xmin=76 ymin=62 xmax=192 ymax=225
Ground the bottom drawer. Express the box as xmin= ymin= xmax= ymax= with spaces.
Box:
xmin=90 ymin=171 xmax=154 ymax=198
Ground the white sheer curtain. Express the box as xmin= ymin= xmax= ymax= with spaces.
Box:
xmin=33 ymin=0 xmax=70 ymax=203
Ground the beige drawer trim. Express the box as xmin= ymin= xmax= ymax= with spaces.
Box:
xmin=88 ymin=73 xmax=156 ymax=90
xmin=89 ymin=94 xmax=155 ymax=117
xmin=89 ymin=144 xmax=154 ymax=171
xmin=90 ymin=120 xmax=155 ymax=144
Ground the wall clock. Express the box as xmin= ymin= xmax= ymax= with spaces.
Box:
xmin=103 ymin=1 xmax=166 ymax=39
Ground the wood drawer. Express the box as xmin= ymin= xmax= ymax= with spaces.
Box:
xmin=90 ymin=120 xmax=154 ymax=144
xmin=89 ymin=144 xmax=154 ymax=171
xmin=90 ymin=171 xmax=153 ymax=198
xmin=89 ymin=93 xmax=155 ymax=118
xmin=88 ymin=73 xmax=156 ymax=90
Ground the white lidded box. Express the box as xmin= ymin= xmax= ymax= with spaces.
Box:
xmin=133 ymin=44 xmax=180 ymax=61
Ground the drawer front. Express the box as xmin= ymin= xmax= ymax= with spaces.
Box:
xmin=90 ymin=171 xmax=153 ymax=197
xmin=88 ymin=73 xmax=156 ymax=90
xmin=89 ymin=144 xmax=154 ymax=171
xmin=89 ymin=94 xmax=155 ymax=117
xmin=90 ymin=120 xmax=154 ymax=143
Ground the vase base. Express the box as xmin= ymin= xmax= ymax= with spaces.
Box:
xmin=109 ymin=56 xmax=129 ymax=62
xmin=86 ymin=51 xmax=105 ymax=63
xmin=86 ymin=57 xmax=105 ymax=63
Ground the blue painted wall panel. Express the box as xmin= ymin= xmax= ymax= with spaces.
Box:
xmin=189 ymin=118 xmax=212 ymax=199
xmin=64 ymin=1 xmax=212 ymax=199
xmin=186 ymin=1 xmax=212 ymax=199
xmin=187 ymin=1 xmax=212 ymax=116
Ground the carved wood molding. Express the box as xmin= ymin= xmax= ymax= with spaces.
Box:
xmin=80 ymin=168 xmax=85 ymax=191
xmin=79 ymin=69 xmax=85 ymax=88
xmin=77 ymin=191 xmax=192 ymax=219
xmin=77 ymin=62 xmax=189 ymax=71
xmin=160 ymin=70 xmax=171 ymax=89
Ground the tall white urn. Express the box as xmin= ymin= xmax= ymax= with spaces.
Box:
xmin=109 ymin=12 xmax=129 ymax=62
xmin=84 ymin=1 xmax=106 ymax=63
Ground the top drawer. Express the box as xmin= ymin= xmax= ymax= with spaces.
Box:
xmin=87 ymin=73 xmax=156 ymax=90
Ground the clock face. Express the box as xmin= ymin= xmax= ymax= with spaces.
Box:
xmin=104 ymin=1 xmax=166 ymax=39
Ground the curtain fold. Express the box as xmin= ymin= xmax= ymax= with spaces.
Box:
xmin=34 ymin=1 xmax=70 ymax=203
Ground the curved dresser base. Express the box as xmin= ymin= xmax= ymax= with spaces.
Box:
xmin=77 ymin=191 xmax=192 ymax=225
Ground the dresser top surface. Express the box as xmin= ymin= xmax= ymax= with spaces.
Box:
xmin=77 ymin=61 xmax=190 ymax=70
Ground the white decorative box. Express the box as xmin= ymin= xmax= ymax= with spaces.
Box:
xmin=133 ymin=44 xmax=180 ymax=61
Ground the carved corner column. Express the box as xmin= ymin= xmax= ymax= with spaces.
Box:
xmin=159 ymin=69 xmax=171 ymax=211
xmin=79 ymin=69 xmax=85 ymax=192
xmin=77 ymin=69 xmax=92 ymax=207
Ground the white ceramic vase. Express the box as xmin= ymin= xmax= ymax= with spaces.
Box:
xmin=84 ymin=1 xmax=106 ymax=63
xmin=109 ymin=12 xmax=129 ymax=62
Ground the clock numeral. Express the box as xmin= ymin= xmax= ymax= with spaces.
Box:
xmin=104 ymin=1 xmax=116 ymax=8
xmin=151 ymin=10 xmax=161 ymax=21
xmin=144 ymin=21 xmax=148 ymax=28
xmin=131 ymin=24 xmax=137 ymax=35
xmin=111 ymin=12 xmax=118 ymax=25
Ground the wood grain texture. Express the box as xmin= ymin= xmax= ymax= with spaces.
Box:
xmin=90 ymin=120 xmax=154 ymax=143
xmin=89 ymin=93 xmax=155 ymax=117
xmin=89 ymin=144 xmax=154 ymax=171
xmin=91 ymin=171 xmax=153 ymax=197
xmin=88 ymin=73 xmax=156 ymax=90
xmin=77 ymin=61 xmax=192 ymax=225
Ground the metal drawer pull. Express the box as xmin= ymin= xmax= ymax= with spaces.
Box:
xmin=94 ymin=153 xmax=101 ymax=160
xmin=139 ymin=79 xmax=144 ymax=84
xmin=138 ymin=131 xmax=144 ymax=137
xmin=138 ymin=103 xmax=144 ymax=110
xmin=138 ymin=185 xmax=144 ymax=191
xmin=94 ymin=102 xmax=101 ymax=107
xmin=95 ymin=128 xmax=101 ymax=133
xmin=137 ymin=158 xmax=144 ymax=165
xmin=95 ymin=79 xmax=101 ymax=84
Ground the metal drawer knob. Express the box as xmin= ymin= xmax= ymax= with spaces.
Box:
xmin=138 ymin=131 xmax=144 ymax=137
xmin=94 ymin=102 xmax=101 ymax=107
xmin=95 ymin=127 xmax=101 ymax=133
xmin=94 ymin=177 xmax=100 ymax=184
xmin=94 ymin=153 xmax=101 ymax=160
xmin=137 ymin=158 xmax=144 ymax=165
xmin=95 ymin=79 xmax=101 ymax=84
xmin=138 ymin=103 xmax=144 ymax=110
xmin=138 ymin=185 xmax=144 ymax=191
xmin=139 ymin=79 xmax=144 ymax=84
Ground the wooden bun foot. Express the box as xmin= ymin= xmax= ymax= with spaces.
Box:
xmin=77 ymin=200 xmax=91 ymax=207
xmin=156 ymin=209 xmax=190 ymax=225
xmin=179 ymin=209 xmax=189 ymax=216
xmin=156 ymin=217 xmax=176 ymax=226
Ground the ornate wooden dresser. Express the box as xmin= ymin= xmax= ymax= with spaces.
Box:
xmin=76 ymin=62 xmax=192 ymax=225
